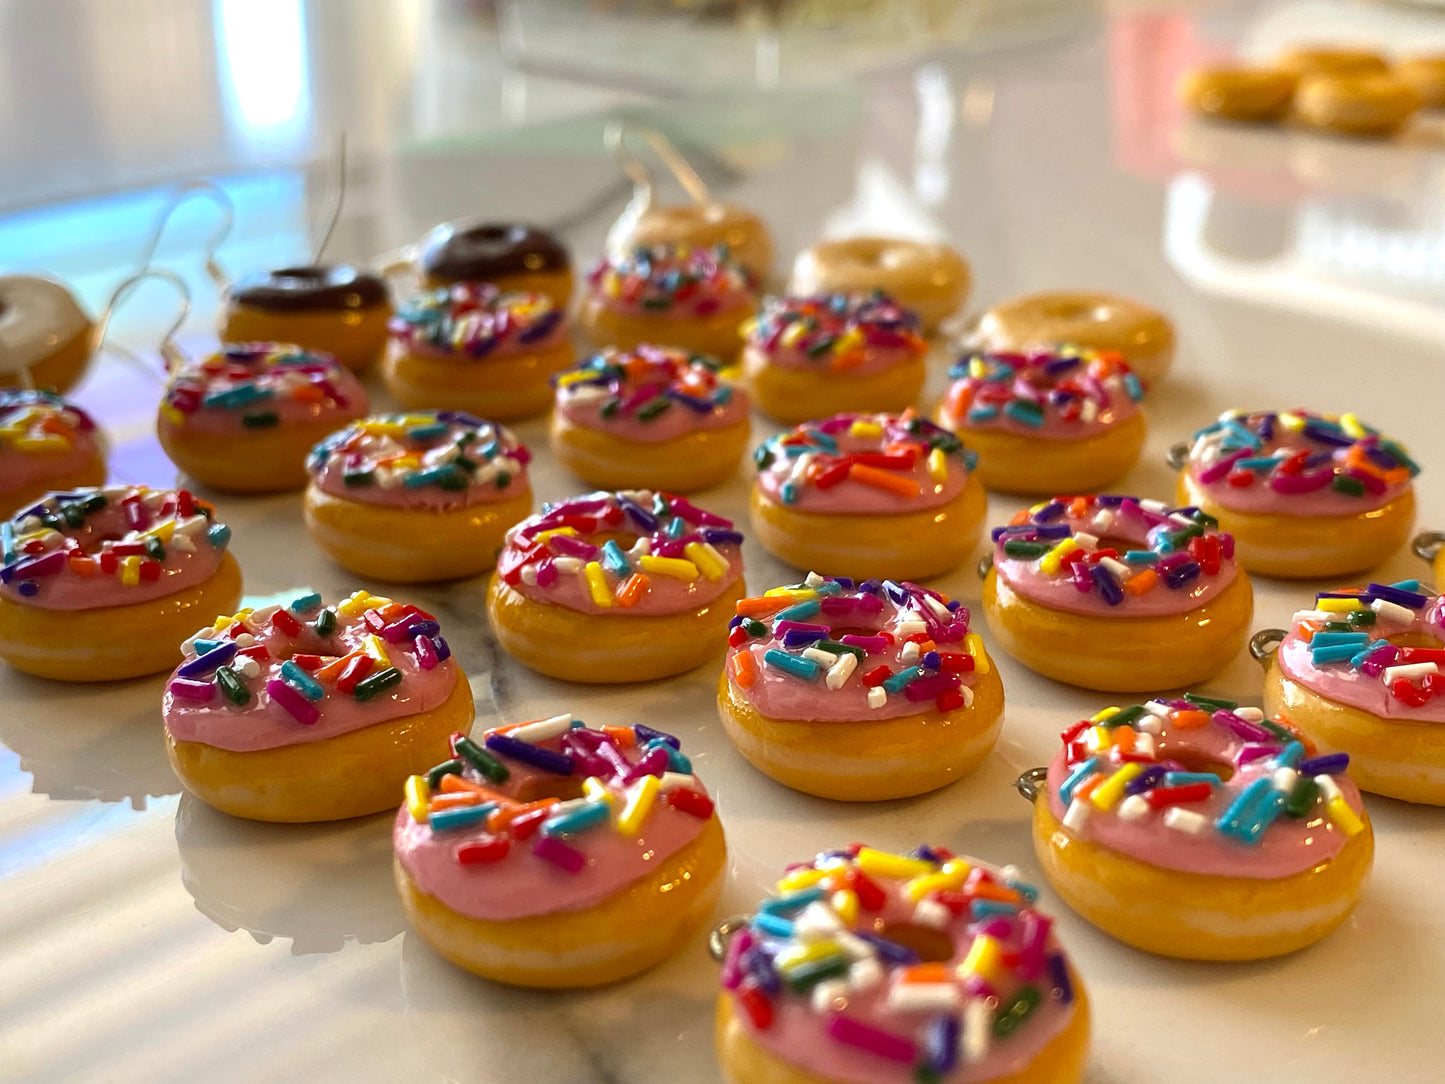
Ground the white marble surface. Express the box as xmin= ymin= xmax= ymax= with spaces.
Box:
xmin=5 ymin=1 xmax=1445 ymax=1082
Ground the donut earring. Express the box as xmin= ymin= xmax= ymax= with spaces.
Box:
xmin=604 ymin=121 xmax=773 ymax=284
xmin=0 ymin=274 xmax=97 ymax=394
xmin=92 ymin=266 xmax=193 ymax=377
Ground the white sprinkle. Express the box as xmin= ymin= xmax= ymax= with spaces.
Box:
xmin=1371 ymin=598 xmax=1415 ymax=625
xmin=1073 ymin=531 xmax=1099 ymax=551
xmin=1385 ymin=662 xmax=1438 ymax=684
xmin=900 ymin=641 xmax=921 ymax=664
xmin=1140 ymin=498 xmax=1168 ymax=513
xmin=962 ymin=998 xmax=991 ymax=1063
xmin=998 ymin=864 xmax=1022 ymax=883
xmin=786 ymin=452 xmax=815 ymax=486
xmin=1062 ymin=799 xmax=1090 ymax=832
xmin=1085 ymin=728 xmax=1108 ymax=753
xmin=810 ymin=978 xmax=850 ymax=1014
xmin=895 ymin=616 xmax=927 ymax=637
xmin=1291 ymin=609 xmax=1335 ymax=624
xmin=1316 ymin=774 xmax=1344 ymax=803
xmin=848 ymin=957 xmax=884 ymax=992
xmin=805 ymin=571 xmax=827 ymax=588
xmin=912 ymin=899 xmax=951 ymax=929
xmin=509 ymin=713 xmax=575 ymax=743
xmin=867 ymin=687 xmax=887 ymax=709
xmin=170 ymin=532 xmax=196 ymax=553
xmin=1168 ymin=513 xmax=1195 ymax=528
xmin=834 ymin=930 xmax=875 ymax=961
xmin=1134 ymin=733 xmax=1157 ymax=759
xmin=1081 ymin=398 xmax=1098 ymax=424
xmin=233 ymin=655 xmax=261 ymax=679
xmin=1163 ymin=807 xmax=1209 ymax=835
xmin=1236 ymin=707 xmax=1265 ymax=722
xmin=1143 ymin=699 xmax=1172 ymax=717
xmin=825 ymin=652 xmax=858 ymax=691
xmin=887 ymin=981 xmax=961 ymax=1013
xmin=803 ymin=647 xmax=840 ymax=669
xmin=921 ymin=594 xmax=951 ymax=622
xmin=1091 ymin=509 xmax=1117 ymax=534
xmin=629 ymin=537 xmax=652 ymax=557
xmin=1117 ymin=795 xmax=1150 ymax=822
xmin=958 ymin=684 xmax=974 ymax=708
xmin=520 ymin=565 xmax=539 ymax=586
xmin=1137 ymin=715 xmax=1163 ymax=735
xmin=794 ymin=902 xmax=844 ymax=943
xmin=1100 ymin=557 xmax=1132 ymax=580
xmin=1272 ymin=767 xmax=1299 ymax=796
xmin=657 ymin=772 xmax=696 ymax=792
xmin=552 ymin=556 xmax=582 ymax=574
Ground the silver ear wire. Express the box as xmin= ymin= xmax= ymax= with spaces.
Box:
xmin=311 ymin=132 xmax=347 ymax=265
xmin=93 ymin=268 xmax=192 ymax=377
xmin=136 ymin=179 xmax=235 ymax=291
xmin=605 ymin=120 xmax=713 ymax=206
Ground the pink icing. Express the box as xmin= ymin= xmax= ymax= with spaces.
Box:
xmin=0 ymin=390 xmax=101 ymax=497
xmin=1044 ymin=698 xmax=1364 ymax=879
xmin=307 ymin=412 xmax=531 ymax=512
xmin=554 ymin=344 xmax=750 ymax=444
xmin=723 ymin=848 xmax=1076 ymax=1084
xmin=992 ymin=496 xmax=1238 ymax=617
xmin=755 ymin=412 xmax=974 ymax=516
xmin=586 ymin=243 xmax=756 ymax=319
xmin=159 ymin=343 xmax=369 ymax=437
xmin=939 ymin=347 xmax=1143 ymax=442
xmin=162 ymin=592 xmax=461 ymax=753
xmin=1 ymin=486 xmax=230 ymax=611
xmin=744 ymin=293 xmax=927 ymax=378
xmin=1183 ymin=409 xmax=1414 ymax=517
xmin=392 ymin=718 xmax=716 ymax=921
xmin=388 ymin=282 xmax=567 ymax=361
xmin=496 ymin=490 xmax=744 ymax=617
xmin=726 ymin=576 xmax=983 ymax=722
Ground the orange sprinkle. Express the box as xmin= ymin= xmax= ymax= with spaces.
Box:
xmin=439 ymin=775 xmax=507 ymax=801
xmin=900 ymin=962 xmax=950 ymax=984
xmin=1068 ymin=496 xmax=1089 ymax=518
xmin=376 ymin=602 xmax=408 ymax=622
xmin=829 ymin=349 xmax=867 ymax=373
xmin=68 ymin=556 xmax=97 ymax=576
xmin=849 ymin=463 xmax=919 ymax=498
xmin=314 ymin=649 xmax=365 ymax=683
xmin=1112 ymin=727 xmax=1136 ymax=752
xmin=944 ymin=384 xmax=973 ymax=418
xmin=603 ymin=724 xmax=636 ymax=748
xmin=429 ymin=791 xmax=489 ymax=811
xmin=617 ymin=572 xmax=649 ymax=608
xmin=487 ymin=797 xmax=560 ymax=833
xmin=736 ymin=595 xmax=793 ymax=619
xmin=289 ymin=383 xmax=324 ymax=404
xmin=731 ymin=651 xmax=758 ymax=689
xmin=1171 ymin=710 xmax=1210 ymax=729
xmin=1073 ymin=775 xmax=1103 ymax=802
xmin=969 ymin=882 xmax=1022 ymax=904
xmin=1009 ymin=509 xmax=1031 ymax=526
xmin=1123 ymin=570 xmax=1158 ymax=596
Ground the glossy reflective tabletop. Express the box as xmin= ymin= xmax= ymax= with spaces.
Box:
xmin=5 ymin=1 xmax=1445 ymax=1082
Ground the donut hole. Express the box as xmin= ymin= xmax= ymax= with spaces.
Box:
xmin=514 ymin=774 xmax=586 ymax=805
xmin=826 ymin=625 xmax=885 ymax=640
xmin=272 ymin=266 xmax=328 ymax=284
xmin=1162 ymin=748 xmax=1234 ymax=782
xmin=1387 ymin=631 xmax=1439 ymax=650
xmin=876 ymin=922 xmax=956 ymax=964
xmin=1041 ymin=298 xmax=1111 ymax=324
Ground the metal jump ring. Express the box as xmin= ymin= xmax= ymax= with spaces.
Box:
xmin=977 ymin=553 xmax=993 ymax=580
xmin=1412 ymin=531 xmax=1445 ymax=564
xmin=1249 ymin=628 xmax=1287 ymax=665
xmin=1165 ymin=441 xmax=1191 ymax=471
xmin=1013 ymin=767 xmax=1048 ymax=802
xmin=707 ymin=914 xmax=752 ymax=963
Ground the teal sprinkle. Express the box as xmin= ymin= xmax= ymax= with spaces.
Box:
xmin=763 ymin=649 xmax=820 ymax=681
xmin=1003 ymin=401 xmax=1045 ymax=427
xmin=776 ymin=600 xmax=821 ymax=622
xmin=542 ymin=801 xmax=611 ymax=836
xmin=207 ymin=524 xmax=231 ymax=549
xmin=279 ymin=660 xmax=324 ymax=701
xmin=882 ymin=666 xmax=925 ymax=693
xmin=290 ymin=592 xmax=323 ymax=614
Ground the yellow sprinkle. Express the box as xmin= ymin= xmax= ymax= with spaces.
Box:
xmin=835 ymin=327 xmax=864 ymax=353
xmin=968 ymin=357 xmax=988 ymax=379
xmin=391 ymin=455 xmax=420 ymax=471
xmin=1326 ymin=796 xmax=1364 ymax=837
xmin=775 ymin=941 xmax=844 ymax=971
xmin=554 ymin=370 xmax=594 ymax=387
xmin=1090 ymin=706 xmax=1121 ymax=723
xmin=780 ymin=322 xmax=809 ymax=349
xmin=336 ymin=591 xmax=376 ymax=618
xmin=119 ymin=555 xmax=141 ymax=587
xmin=404 ymin=775 xmax=430 ymax=821
xmin=1091 ymin=763 xmax=1144 ymax=810
xmin=958 ymin=935 xmax=1006 ymax=986
xmin=1340 ymin=413 xmax=1366 ymax=439
xmin=1088 ymin=726 xmax=1111 ymax=750
xmin=927 ymin=447 xmax=947 ymax=483
xmin=364 ymin=634 xmax=391 ymax=668
xmin=399 ymin=415 xmax=435 ymax=427
xmin=582 ymin=777 xmax=617 ymax=807
xmin=777 ymin=867 xmax=828 ymax=893
xmin=1038 ymin=537 xmax=1080 ymax=576
xmin=158 ymin=404 xmax=186 ymax=427
xmin=603 ymin=271 xmax=622 ymax=299
xmin=764 ymin=586 xmax=817 ymax=600
xmin=1317 ymin=597 xmax=1365 ymax=613
xmin=360 ymin=421 xmax=407 ymax=437
xmin=965 ymin=633 xmax=990 ymax=675
xmin=830 ymin=889 xmax=859 ymax=925
xmin=143 ymin=520 xmax=176 ymax=543
xmin=15 ymin=434 xmax=71 ymax=452
xmin=1278 ymin=411 xmax=1305 ymax=431
xmin=684 ymin=541 xmax=727 ymax=582
xmin=638 ymin=555 xmax=699 ymax=581
xmin=739 ymin=317 xmax=759 ymax=339
xmin=904 ymin=858 xmax=970 ymax=902
xmin=617 ymin=774 xmax=659 ymax=835
xmin=848 ymin=420 xmax=883 ymax=439
xmin=533 ymin=527 xmax=578 ymax=543
xmin=856 ymin=847 xmax=934 ymax=880
xmin=584 ymin=561 xmax=613 ymax=607
xmin=1028 ymin=500 xmax=1052 ymax=515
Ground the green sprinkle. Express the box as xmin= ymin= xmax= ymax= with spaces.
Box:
xmin=455 ymin=735 xmax=510 ymax=783
xmin=61 ymin=502 xmax=86 ymax=527
xmin=815 ymin=639 xmax=865 ymax=659
xmin=342 ymin=469 xmax=374 ymax=487
xmin=743 ymin=619 xmax=768 ymax=637
xmin=993 ymin=985 xmax=1041 ymax=1039
xmin=144 ymin=536 xmax=166 ymax=561
xmin=241 ymin=411 xmax=280 ymax=429
xmin=640 ymin=296 xmax=671 ymax=310
xmin=783 ymin=954 xmax=849 ymax=993
xmin=1003 ymin=540 xmax=1049 ymax=558
xmin=1101 ymin=704 xmax=1147 ymax=728
xmin=1285 ymin=775 xmax=1319 ymax=818
xmin=495 ymin=471 xmax=512 ymax=489
xmin=1347 ymin=609 xmax=1377 ymax=627
xmin=754 ymin=445 xmax=775 ymax=470
xmin=426 ymin=758 xmax=464 ymax=789
xmin=215 ymin=665 xmax=250 ymax=706
xmin=1330 ymin=474 xmax=1366 ymax=496
xmin=806 ymin=336 xmax=835 ymax=358
xmin=1184 ymin=692 xmax=1237 ymax=711
xmin=313 ymin=608 xmax=337 ymax=636
xmin=353 ymin=666 xmax=403 ymax=701
xmin=454 ymin=455 xmax=478 ymax=474
xmin=600 ymin=397 xmax=621 ymax=419
xmin=1322 ymin=622 xmax=1353 ymax=633
xmin=638 ymin=397 xmax=672 ymax=421
xmin=1260 ymin=719 xmax=1295 ymax=743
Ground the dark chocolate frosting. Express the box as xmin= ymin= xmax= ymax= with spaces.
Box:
xmin=417 ymin=221 xmax=570 ymax=283
xmin=228 ymin=265 xmax=389 ymax=312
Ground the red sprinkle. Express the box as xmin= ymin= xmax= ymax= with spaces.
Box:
xmin=666 ymin=787 xmax=715 ymax=819
xmin=270 ymin=608 xmax=303 ymax=636
xmin=455 ymin=835 xmax=511 ymax=865
xmin=851 ymin=870 xmax=887 ymax=912
xmin=1145 ymin=783 xmax=1214 ymax=809
xmin=860 ymin=665 xmax=893 ymax=688
xmin=737 ymin=983 xmax=774 ymax=1030
xmin=335 ymin=654 xmax=375 ymax=694
xmin=935 ymin=689 xmax=965 ymax=712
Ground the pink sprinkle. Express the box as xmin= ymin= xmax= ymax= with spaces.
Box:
xmin=382 ymin=612 xmax=425 ymax=643
xmin=414 ymin=636 xmax=438 ymax=671
xmin=1197 ymin=450 xmax=1246 ymax=485
xmin=839 ymin=634 xmax=888 ymax=653
xmin=1271 ymin=470 xmax=1331 ymax=494
xmin=170 ymin=678 xmax=215 ymax=702
xmin=824 ymin=1015 xmax=915 ymax=1064
xmin=1237 ymin=743 xmax=1280 ymax=764
xmin=535 ymin=558 xmax=559 ymax=588
xmin=1018 ymin=911 xmax=1052 ymax=981
xmin=979 ymin=918 xmax=1016 ymax=940
xmin=903 ymin=673 xmax=961 ymax=702
xmin=1220 ymin=533 xmax=1235 ymax=559
xmin=266 ymin=679 xmax=320 ymax=725
xmin=720 ymin=928 xmax=753 ymax=991
xmin=533 ymin=835 xmax=586 ymax=873
xmin=624 ymin=747 xmax=669 ymax=782
xmin=669 ymin=497 xmax=728 ymax=526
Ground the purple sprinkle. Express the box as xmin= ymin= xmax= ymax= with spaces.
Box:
xmin=177 ymin=641 xmax=239 ymax=678
xmin=1303 ymin=422 xmax=1354 ymax=448
xmin=1124 ymin=765 xmax=1166 ymax=794
xmin=853 ymin=931 xmax=919 ymax=965
xmin=922 ymin=650 xmax=942 ymax=669
xmin=633 ymin=723 xmax=680 ymax=749
xmin=1163 ymin=561 xmax=1201 ymax=589
xmin=1214 ymin=710 xmax=1272 ymax=743
xmin=1034 ymin=500 xmax=1066 ymax=522
xmin=1299 ymin=752 xmax=1350 ymax=776
xmin=485 ymin=732 xmax=574 ymax=774
xmin=701 ymin=528 xmax=744 ymax=546
xmin=533 ymin=834 xmax=586 ymax=873
xmin=169 ymin=678 xmax=215 ymax=702
xmin=549 ymin=534 xmax=600 ymax=561
xmin=882 ymin=580 xmax=910 ymax=605
xmin=1090 ymin=563 xmax=1123 ymax=605
xmin=616 ymin=495 xmax=658 ymax=533
xmin=17 ymin=580 xmax=38 ymax=596
xmin=430 ymin=635 xmax=451 ymax=662
xmin=741 ymin=945 xmax=781 ymax=995
xmin=1366 ymin=583 xmax=1429 ymax=609
xmin=924 ymin=1015 xmax=960 ymax=1076
xmin=782 ymin=628 xmax=828 ymax=648
xmin=1047 ymin=952 xmax=1074 ymax=1004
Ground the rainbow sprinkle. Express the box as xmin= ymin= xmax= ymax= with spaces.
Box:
xmin=308 ymin=412 xmax=529 ymax=495
xmin=992 ymin=495 xmax=1235 ymax=604
xmin=1185 ymin=409 xmax=1418 ymax=498
xmin=754 ymin=411 xmax=977 ymax=506
xmin=1053 ymin=695 xmax=1363 ymax=844
xmin=743 ymin=292 xmax=925 ymax=371
xmin=1286 ymin=582 xmax=1445 ymax=708
xmin=389 ymin=282 xmax=563 ymax=357
xmin=587 ymin=243 xmax=755 ymax=316
xmin=405 ymin=715 xmax=715 ymax=870
xmin=942 ymin=346 xmax=1142 ymax=431
xmin=552 ymin=344 xmax=737 ymax=424
xmin=1 ymin=486 xmax=226 ymax=599
xmin=728 ymin=574 xmax=985 ymax=713
xmin=160 ymin=343 xmax=356 ymax=430
xmin=169 ymin=590 xmax=451 ymax=716
xmin=721 ymin=845 xmax=1074 ymax=1078
xmin=0 ymin=389 xmax=97 ymax=454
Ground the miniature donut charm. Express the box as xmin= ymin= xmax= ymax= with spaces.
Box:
xmin=788 ymin=238 xmax=970 ymax=333
xmin=1277 ymin=45 xmax=1389 ymax=79
xmin=1396 ymin=54 xmax=1445 ymax=109
xmin=221 ymin=265 xmax=392 ymax=373
xmin=0 ymin=390 xmax=106 ymax=516
xmin=1295 ymin=73 xmax=1421 ymax=137
xmin=611 ymin=202 xmax=772 ymax=284
xmin=415 ymin=221 xmax=573 ymax=309
xmin=1178 ymin=65 xmax=1298 ymax=122
xmin=0 ymin=275 xmax=94 ymax=394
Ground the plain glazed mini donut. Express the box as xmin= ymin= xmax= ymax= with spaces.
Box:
xmin=974 ymin=291 xmax=1175 ymax=387
xmin=1260 ymin=580 xmax=1445 ymax=804
xmin=718 ymin=573 xmax=1003 ymax=800
xmin=581 ymin=243 xmax=758 ymax=362
xmin=1396 ymin=54 xmax=1445 ymax=109
xmin=749 ymin=411 xmax=987 ymax=582
xmin=416 ymin=220 xmax=573 ymax=309
xmin=981 ymin=495 xmax=1252 ymax=692
xmin=221 ymin=265 xmax=392 ymax=373
xmin=716 ymin=844 xmax=1090 ymax=1084
xmin=489 ymin=490 xmax=745 ymax=683
xmin=1175 ymin=409 xmax=1418 ymax=578
xmin=304 ymin=411 xmax=533 ymax=583
xmin=1295 ymin=73 xmax=1421 ymax=137
xmin=0 ymin=275 xmax=94 ymax=393
xmin=610 ymin=201 xmax=773 ymax=284
xmin=382 ymin=283 xmax=572 ymax=422
xmin=394 ymin=712 xmax=726 ymax=987
xmin=550 ymin=344 xmax=751 ymax=493
xmin=0 ymin=390 xmax=106 ymax=516
xmin=937 ymin=346 xmax=1145 ymax=495
xmin=0 ymin=485 xmax=243 ymax=681
xmin=1031 ymin=693 xmax=1372 ymax=960
xmin=158 ymin=343 xmax=369 ymax=493
xmin=740 ymin=292 xmax=928 ymax=425
xmin=163 ymin=589 xmax=473 ymax=823
xmin=788 ymin=238 xmax=969 ymax=332
xmin=1277 ymin=45 xmax=1389 ymax=79
xmin=1178 ymin=65 xmax=1299 ymax=122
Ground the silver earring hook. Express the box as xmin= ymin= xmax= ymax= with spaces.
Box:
xmin=606 ymin=121 xmax=713 ymax=206
xmin=136 ymin=179 xmax=234 ymax=292
xmin=93 ymin=268 xmax=192 ymax=375
xmin=606 ymin=120 xmax=656 ymax=198
xmin=311 ymin=132 xmax=347 ymax=265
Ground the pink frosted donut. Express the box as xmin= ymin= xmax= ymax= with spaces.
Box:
xmin=0 ymin=389 xmax=106 ymax=515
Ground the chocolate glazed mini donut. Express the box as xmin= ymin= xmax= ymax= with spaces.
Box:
xmin=221 ymin=265 xmax=392 ymax=373
xmin=416 ymin=221 xmax=573 ymax=309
